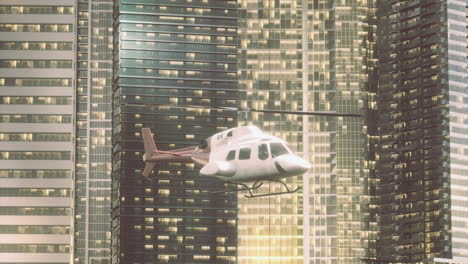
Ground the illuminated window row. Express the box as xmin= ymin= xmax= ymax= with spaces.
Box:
xmin=0 ymin=6 xmax=73 ymax=15
xmin=0 ymin=188 xmax=70 ymax=197
xmin=0 ymin=207 xmax=70 ymax=216
xmin=125 ymin=14 xmax=236 ymax=27
xmin=0 ymin=114 xmax=72 ymax=123
xmin=0 ymin=96 xmax=72 ymax=104
xmin=0 ymin=60 xmax=73 ymax=69
xmin=124 ymin=89 xmax=234 ymax=100
xmin=122 ymin=4 xmax=236 ymax=17
xmin=0 ymin=244 xmax=69 ymax=253
xmin=0 ymin=78 xmax=71 ymax=87
xmin=127 ymin=30 xmax=236 ymax=44
xmin=122 ymin=37 xmax=236 ymax=52
xmin=0 ymin=24 xmax=72 ymax=32
xmin=121 ymin=49 xmax=236 ymax=62
xmin=122 ymin=59 xmax=234 ymax=71
xmin=124 ymin=23 xmax=237 ymax=35
xmin=0 ymin=41 xmax=72 ymax=50
xmin=124 ymin=35 xmax=236 ymax=48
xmin=0 ymin=132 xmax=71 ymax=142
xmin=0 ymin=225 xmax=70 ymax=234
xmin=118 ymin=77 xmax=235 ymax=89
xmin=0 ymin=151 xmax=71 ymax=160
xmin=0 ymin=169 xmax=71 ymax=178
xmin=121 ymin=67 xmax=236 ymax=79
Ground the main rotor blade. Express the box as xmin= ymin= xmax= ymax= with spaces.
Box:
xmin=246 ymin=109 xmax=362 ymax=117
xmin=122 ymin=103 xmax=362 ymax=118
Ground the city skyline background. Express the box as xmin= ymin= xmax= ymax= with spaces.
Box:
xmin=0 ymin=0 xmax=467 ymax=264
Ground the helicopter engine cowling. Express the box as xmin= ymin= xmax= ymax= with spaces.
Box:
xmin=200 ymin=160 xmax=236 ymax=177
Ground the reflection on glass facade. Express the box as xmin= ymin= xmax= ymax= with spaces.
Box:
xmin=0 ymin=0 xmax=75 ymax=263
xmin=374 ymin=0 xmax=468 ymax=263
xmin=238 ymin=1 xmax=376 ymax=264
xmin=112 ymin=1 xmax=238 ymax=263
xmin=74 ymin=0 xmax=113 ymax=263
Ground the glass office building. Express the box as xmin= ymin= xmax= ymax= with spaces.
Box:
xmin=74 ymin=0 xmax=113 ymax=263
xmin=112 ymin=0 xmax=238 ymax=263
xmin=374 ymin=0 xmax=468 ymax=263
xmin=441 ymin=1 xmax=468 ymax=263
xmin=237 ymin=1 xmax=376 ymax=264
xmin=0 ymin=1 xmax=76 ymax=263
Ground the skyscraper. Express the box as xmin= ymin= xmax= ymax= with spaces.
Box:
xmin=373 ymin=0 xmax=468 ymax=263
xmin=237 ymin=1 xmax=376 ymax=264
xmin=111 ymin=1 xmax=238 ymax=263
xmin=74 ymin=0 xmax=113 ymax=263
xmin=0 ymin=1 xmax=76 ymax=263
xmin=442 ymin=1 xmax=468 ymax=262
xmin=1 ymin=1 xmax=466 ymax=264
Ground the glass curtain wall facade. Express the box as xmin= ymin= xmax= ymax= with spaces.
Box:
xmin=374 ymin=0 xmax=468 ymax=263
xmin=441 ymin=1 xmax=468 ymax=263
xmin=112 ymin=0 xmax=238 ymax=263
xmin=0 ymin=1 xmax=76 ymax=263
xmin=237 ymin=1 xmax=376 ymax=264
xmin=237 ymin=1 xmax=304 ymax=263
xmin=438 ymin=0 xmax=468 ymax=263
xmin=74 ymin=0 xmax=113 ymax=263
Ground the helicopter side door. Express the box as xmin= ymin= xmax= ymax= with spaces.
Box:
xmin=231 ymin=142 xmax=277 ymax=182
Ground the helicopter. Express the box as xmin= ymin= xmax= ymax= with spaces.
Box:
xmin=134 ymin=103 xmax=362 ymax=198
xmin=142 ymin=126 xmax=311 ymax=198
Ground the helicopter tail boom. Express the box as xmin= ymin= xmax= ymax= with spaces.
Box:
xmin=141 ymin=128 xmax=197 ymax=177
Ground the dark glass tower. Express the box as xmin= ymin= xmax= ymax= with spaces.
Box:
xmin=373 ymin=0 xmax=468 ymax=263
xmin=112 ymin=1 xmax=238 ymax=263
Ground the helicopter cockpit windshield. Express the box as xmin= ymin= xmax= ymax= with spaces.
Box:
xmin=270 ymin=142 xmax=290 ymax=158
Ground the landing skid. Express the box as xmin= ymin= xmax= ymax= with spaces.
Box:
xmin=211 ymin=180 xmax=300 ymax=198
xmin=209 ymin=181 xmax=263 ymax=195
xmin=243 ymin=180 xmax=301 ymax=198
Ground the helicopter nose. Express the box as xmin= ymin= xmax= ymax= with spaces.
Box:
xmin=275 ymin=155 xmax=311 ymax=175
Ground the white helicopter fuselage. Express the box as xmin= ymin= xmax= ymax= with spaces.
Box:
xmin=142 ymin=126 xmax=310 ymax=184
xmin=198 ymin=126 xmax=310 ymax=182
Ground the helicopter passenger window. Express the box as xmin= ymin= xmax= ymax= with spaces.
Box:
xmin=270 ymin=143 xmax=289 ymax=158
xmin=239 ymin=147 xmax=251 ymax=160
xmin=227 ymin=130 xmax=233 ymax=137
xmin=226 ymin=150 xmax=236 ymax=161
xmin=258 ymin=144 xmax=269 ymax=160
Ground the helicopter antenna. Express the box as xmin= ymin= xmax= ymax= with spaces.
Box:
xmin=121 ymin=103 xmax=362 ymax=118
